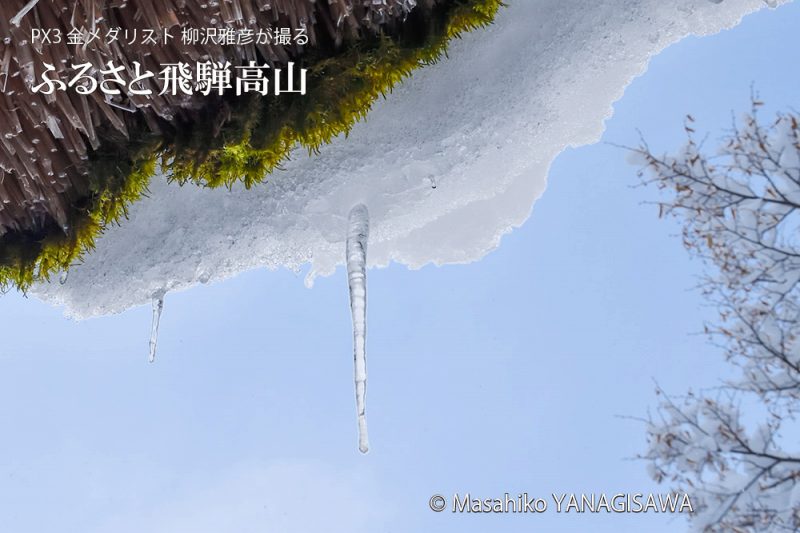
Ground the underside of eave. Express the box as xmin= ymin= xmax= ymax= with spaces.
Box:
xmin=0 ymin=0 xmax=502 ymax=290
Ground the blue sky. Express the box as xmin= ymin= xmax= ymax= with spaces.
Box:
xmin=2 ymin=3 xmax=800 ymax=532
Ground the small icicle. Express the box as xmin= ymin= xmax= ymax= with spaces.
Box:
xmin=59 ymin=270 xmax=68 ymax=285
xmin=149 ymin=292 xmax=165 ymax=363
xmin=346 ymin=204 xmax=370 ymax=454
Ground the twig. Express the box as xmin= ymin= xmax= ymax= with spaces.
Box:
xmin=10 ymin=0 xmax=40 ymax=27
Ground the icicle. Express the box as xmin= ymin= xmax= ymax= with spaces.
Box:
xmin=346 ymin=204 xmax=370 ymax=454
xmin=149 ymin=292 xmax=165 ymax=363
xmin=59 ymin=269 xmax=68 ymax=284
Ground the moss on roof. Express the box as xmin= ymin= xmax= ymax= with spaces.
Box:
xmin=0 ymin=0 xmax=503 ymax=291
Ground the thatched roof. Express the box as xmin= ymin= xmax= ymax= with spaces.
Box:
xmin=0 ymin=0 xmax=500 ymax=289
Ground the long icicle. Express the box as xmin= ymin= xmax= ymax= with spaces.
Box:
xmin=346 ymin=204 xmax=370 ymax=454
xmin=149 ymin=292 xmax=165 ymax=363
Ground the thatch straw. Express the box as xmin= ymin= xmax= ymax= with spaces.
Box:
xmin=0 ymin=0 xmax=423 ymax=234
xmin=0 ymin=0 xmax=502 ymax=290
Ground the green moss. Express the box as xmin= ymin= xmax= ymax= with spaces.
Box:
xmin=0 ymin=0 xmax=503 ymax=292
xmin=0 ymin=138 xmax=158 ymax=291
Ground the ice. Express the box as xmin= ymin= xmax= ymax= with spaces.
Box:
xmin=148 ymin=292 xmax=165 ymax=363
xmin=31 ymin=0 xmax=784 ymax=319
xmin=346 ymin=204 xmax=370 ymax=454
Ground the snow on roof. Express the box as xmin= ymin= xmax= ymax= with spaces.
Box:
xmin=32 ymin=0 xmax=780 ymax=318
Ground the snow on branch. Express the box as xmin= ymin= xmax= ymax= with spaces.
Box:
xmin=633 ymin=99 xmax=800 ymax=532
